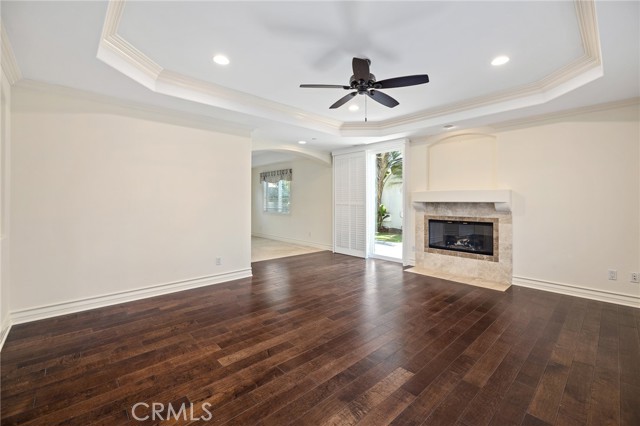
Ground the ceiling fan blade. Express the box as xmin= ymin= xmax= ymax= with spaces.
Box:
xmin=330 ymin=92 xmax=357 ymax=109
xmin=300 ymin=84 xmax=351 ymax=89
xmin=366 ymin=90 xmax=399 ymax=108
xmin=352 ymin=57 xmax=370 ymax=81
xmin=375 ymin=74 xmax=430 ymax=89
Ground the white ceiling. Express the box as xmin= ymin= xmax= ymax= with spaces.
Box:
xmin=1 ymin=1 xmax=639 ymax=163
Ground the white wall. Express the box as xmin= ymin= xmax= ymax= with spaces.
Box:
xmin=252 ymin=157 xmax=332 ymax=249
xmin=0 ymin=69 xmax=12 ymax=344
xmin=380 ymin=179 xmax=403 ymax=230
xmin=496 ymin=105 xmax=639 ymax=301
xmin=428 ymin=134 xmax=497 ymax=190
xmin=410 ymin=102 xmax=640 ymax=305
xmin=9 ymin=85 xmax=252 ymax=319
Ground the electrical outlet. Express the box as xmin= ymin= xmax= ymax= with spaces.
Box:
xmin=631 ymin=272 xmax=639 ymax=283
xmin=608 ymin=269 xmax=617 ymax=280
xmin=216 ymin=257 xmax=222 ymax=266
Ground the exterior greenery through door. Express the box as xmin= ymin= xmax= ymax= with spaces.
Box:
xmin=375 ymin=151 xmax=403 ymax=242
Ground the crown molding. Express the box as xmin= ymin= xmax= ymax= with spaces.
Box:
xmin=13 ymin=79 xmax=254 ymax=137
xmin=339 ymin=0 xmax=603 ymax=135
xmin=99 ymin=33 xmax=162 ymax=90
xmin=574 ymin=0 xmax=601 ymax=59
xmin=100 ymin=0 xmax=125 ymax=40
xmin=156 ymin=69 xmax=341 ymax=131
xmin=0 ymin=23 xmax=22 ymax=84
xmin=97 ymin=0 xmax=604 ymax=138
xmin=409 ymin=98 xmax=639 ymax=142
xmin=97 ymin=1 xmax=342 ymax=135
xmin=97 ymin=1 xmax=161 ymax=90
xmin=492 ymin=97 xmax=640 ymax=131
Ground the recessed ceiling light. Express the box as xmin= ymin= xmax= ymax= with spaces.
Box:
xmin=298 ymin=140 xmax=307 ymax=145
xmin=348 ymin=104 xmax=360 ymax=112
xmin=443 ymin=124 xmax=455 ymax=130
xmin=213 ymin=54 xmax=230 ymax=65
xmin=491 ymin=55 xmax=510 ymax=66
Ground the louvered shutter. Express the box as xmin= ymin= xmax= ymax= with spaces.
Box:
xmin=333 ymin=151 xmax=366 ymax=257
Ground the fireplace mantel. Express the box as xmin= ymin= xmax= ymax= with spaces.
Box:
xmin=412 ymin=189 xmax=512 ymax=212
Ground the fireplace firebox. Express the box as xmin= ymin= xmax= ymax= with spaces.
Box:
xmin=428 ymin=219 xmax=494 ymax=256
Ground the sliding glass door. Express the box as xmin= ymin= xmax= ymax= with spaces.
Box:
xmin=370 ymin=146 xmax=404 ymax=261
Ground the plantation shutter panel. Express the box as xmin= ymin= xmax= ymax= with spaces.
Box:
xmin=333 ymin=151 xmax=366 ymax=257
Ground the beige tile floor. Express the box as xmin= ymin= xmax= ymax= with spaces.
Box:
xmin=251 ymin=236 xmax=325 ymax=263
xmin=404 ymin=266 xmax=511 ymax=292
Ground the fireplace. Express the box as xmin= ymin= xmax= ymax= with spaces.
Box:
xmin=428 ymin=219 xmax=494 ymax=256
xmin=424 ymin=215 xmax=499 ymax=262
xmin=413 ymin=194 xmax=512 ymax=287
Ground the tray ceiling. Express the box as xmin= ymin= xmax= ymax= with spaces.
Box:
xmin=1 ymin=1 xmax=638 ymax=152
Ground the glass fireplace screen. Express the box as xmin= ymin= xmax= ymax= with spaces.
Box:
xmin=428 ymin=219 xmax=494 ymax=256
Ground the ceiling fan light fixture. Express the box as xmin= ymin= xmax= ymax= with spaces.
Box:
xmin=348 ymin=105 xmax=360 ymax=112
xmin=213 ymin=54 xmax=230 ymax=65
xmin=491 ymin=55 xmax=510 ymax=66
xmin=300 ymin=57 xmax=429 ymax=110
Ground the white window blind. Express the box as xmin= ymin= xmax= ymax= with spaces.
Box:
xmin=260 ymin=169 xmax=292 ymax=214
xmin=333 ymin=152 xmax=366 ymax=257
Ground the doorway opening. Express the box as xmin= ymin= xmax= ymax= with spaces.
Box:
xmin=371 ymin=148 xmax=404 ymax=261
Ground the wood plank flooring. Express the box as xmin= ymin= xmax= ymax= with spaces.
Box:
xmin=1 ymin=252 xmax=638 ymax=425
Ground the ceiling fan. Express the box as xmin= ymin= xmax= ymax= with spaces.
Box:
xmin=300 ymin=57 xmax=429 ymax=109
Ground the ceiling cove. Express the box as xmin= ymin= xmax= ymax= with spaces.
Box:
xmin=97 ymin=0 xmax=603 ymax=139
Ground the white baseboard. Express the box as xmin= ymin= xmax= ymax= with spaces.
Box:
xmin=252 ymin=233 xmax=332 ymax=251
xmin=512 ymin=276 xmax=640 ymax=308
xmin=0 ymin=320 xmax=12 ymax=351
xmin=9 ymin=269 xmax=253 ymax=325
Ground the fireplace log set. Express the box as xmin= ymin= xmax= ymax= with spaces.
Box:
xmin=445 ymin=234 xmax=485 ymax=251
xmin=429 ymin=219 xmax=494 ymax=256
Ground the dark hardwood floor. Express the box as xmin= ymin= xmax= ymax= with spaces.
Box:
xmin=1 ymin=252 xmax=638 ymax=425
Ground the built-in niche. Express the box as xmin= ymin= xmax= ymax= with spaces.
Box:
xmin=412 ymin=133 xmax=512 ymax=287
xmin=427 ymin=134 xmax=497 ymax=191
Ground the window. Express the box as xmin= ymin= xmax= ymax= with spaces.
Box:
xmin=260 ymin=169 xmax=292 ymax=214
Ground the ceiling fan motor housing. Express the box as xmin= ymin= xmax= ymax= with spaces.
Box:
xmin=350 ymin=73 xmax=376 ymax=93
xmin=300 ymin=57 xmax=429 ymax=109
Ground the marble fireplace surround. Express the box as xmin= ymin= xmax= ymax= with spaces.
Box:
xmin=412 ymin=190 xmax=513 ymax=290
